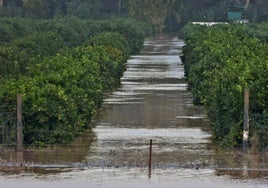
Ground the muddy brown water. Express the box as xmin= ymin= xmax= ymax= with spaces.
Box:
xmin=0 ymin=34 xmax=268 ymax=187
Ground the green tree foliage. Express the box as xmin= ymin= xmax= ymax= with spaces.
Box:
xmin=129 ymin=0 xmax=174 ymax=32
xmin=164 ymin=0 xmax=226 ymax=31
xmin=128 ymin=0 xmax=268 ymax=31
xmin=128 ymin=0 xmax=227 ymax=31
xmin=181 ymin=23 xmax=268 ymax=147
xmin=0 ymin=31 xmax=65 ymax=77
xmin=1 ymin=0 xmax=268 ymax=30
xmin=86 ymin=31 xmax=130 ymax=82
xmin=0 ymin=18 xmax=37 ymax=44
xmin=244 ymin=22 xmax=268 ymax=43
xmin=0 ymin=18 xmax=154 ymax=146
xmin=247 ymin=0 xmax=268 ymax=22
xmin=0 ymin=18 xmax=153 ymax=80
xmin=66 ymin=0 xmax=102 ymax=19
xmin=1 ymin=0 xmax=128 ymax=19
xmin=87 ymin=32 xmax=130 ymax=56
xmin=14 ymin=45 xmax=125 ymax=146
xmin=86 ymin=19 xmax=154 ymax=54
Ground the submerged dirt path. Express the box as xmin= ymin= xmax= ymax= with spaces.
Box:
xmin=0 ymin=34 xmax=267 ymax=188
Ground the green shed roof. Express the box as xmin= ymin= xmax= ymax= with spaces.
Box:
xmin=228 ymin=11 xmax=242 ymax=20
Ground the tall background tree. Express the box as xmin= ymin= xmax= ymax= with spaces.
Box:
xmin=129 ymin=0 xmax=174 ymax=32
xmin=0 ymin=0 xmax=268 ymax=30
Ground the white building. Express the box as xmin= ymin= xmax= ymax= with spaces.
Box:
xmin=191 ymin=22 xmax=228 ymax=26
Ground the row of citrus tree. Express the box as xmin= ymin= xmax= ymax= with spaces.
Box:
xmin=0 ymin=18 xmax=154 ymax=146
xmin=180 ymin=23 xmax=268 ymax=148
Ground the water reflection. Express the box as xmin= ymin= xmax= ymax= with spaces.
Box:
xmin=84 ymin=33 xmax=268 ymax=181
xmin=0 ymin=130 xmax=95 ymax=167
xmin=214 ymin=150 xmax=268 ymax=179
xmin=84 ymin=34 xmax=208 ymax=170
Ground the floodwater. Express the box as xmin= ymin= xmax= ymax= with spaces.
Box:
xmin=1 ymin=34 xmax=268 ymax=187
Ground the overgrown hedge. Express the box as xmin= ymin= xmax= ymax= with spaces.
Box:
xmin=180 ymin=23 xmax=268 ymax=148
xmin=0 ymin=18 xmax=154 ymax=146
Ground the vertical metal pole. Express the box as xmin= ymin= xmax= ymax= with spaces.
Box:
xmin=17 ymin=94 xmax=23 ymax=151
xmin=148 ymin=139 xmax=152 ymax=177
xmin=243 ymin=89 xmax=249 ymax=151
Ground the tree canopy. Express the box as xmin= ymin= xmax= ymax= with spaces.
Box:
xmin=0 ymin=0 xmax=268 ymax=31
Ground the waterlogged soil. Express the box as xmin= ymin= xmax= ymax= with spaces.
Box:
xmin=0 ymin=34 xmax=268 ymax=188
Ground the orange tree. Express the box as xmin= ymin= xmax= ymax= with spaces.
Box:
xmin=0 ymin=18 xmax=154 ymax=146
xmin=181 ymin=23 xmax=268 ymax=147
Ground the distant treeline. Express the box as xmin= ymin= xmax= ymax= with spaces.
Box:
xmin=1 ymin=0 xmax=268 ymax=31
xmin=0 ymin=18 xmax=154 ymax=146
xmin=0 ymin=0 xmax=128 ymax=19
xmin=180 ymin=23 xmax=268 ymax=149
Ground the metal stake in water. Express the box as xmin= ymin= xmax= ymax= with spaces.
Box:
xmin=148 ymin=139 xmax=152 ymax=178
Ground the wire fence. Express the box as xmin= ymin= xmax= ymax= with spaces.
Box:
xmin=0 ymin=104 xmax=17 ymax=147
xmin=250 ymin=114 xmax=268 ymax=149
xmin=250 ymin=98 xmax=268 ymax=149
xmin=0 ymin=92 xmax=267 ymax=151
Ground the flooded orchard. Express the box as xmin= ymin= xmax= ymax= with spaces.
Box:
xmin=1 ymin=34 xmax=268 ymax=187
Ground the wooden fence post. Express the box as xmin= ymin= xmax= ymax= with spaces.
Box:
xmin=17 ymin=94 xmax=23 ymax=151
xmin=243 ymin=89 xmax=249 ymax=151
